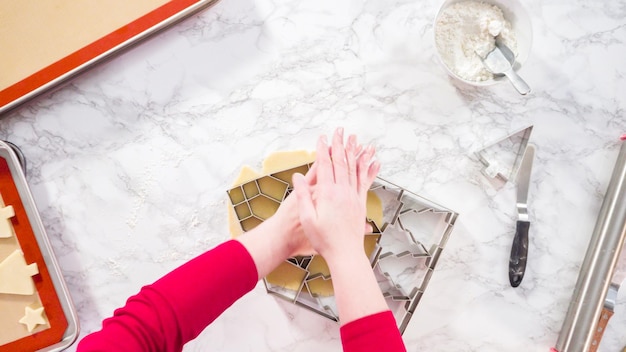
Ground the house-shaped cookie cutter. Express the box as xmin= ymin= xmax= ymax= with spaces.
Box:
xmin=227 ymin=163 xmax=458 ymax=334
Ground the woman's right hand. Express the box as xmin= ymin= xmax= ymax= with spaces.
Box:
xmin=292 ymin=128 xmax=379 ymax=266
xmin=293 ymin=128 xmax=390 ymax=326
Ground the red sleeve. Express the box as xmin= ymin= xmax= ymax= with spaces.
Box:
xmin=77 ymin=240 xmax=258 ymax=352
xmin=340 ymin=311 xmax=407 ymax=352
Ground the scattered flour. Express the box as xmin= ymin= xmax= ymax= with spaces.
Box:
xmin=435 ymin=1 xmax=518 ymax=82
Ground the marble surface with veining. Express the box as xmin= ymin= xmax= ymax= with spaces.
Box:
xmin=1 ymin=0 xmax=626 ymax=351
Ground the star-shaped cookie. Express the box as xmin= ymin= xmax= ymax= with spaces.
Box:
xmin=19 ymin=306 xmax=47 ymax=332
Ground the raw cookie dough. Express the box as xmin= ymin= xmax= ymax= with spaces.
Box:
xmin=306 ymin=276 xmax=334 ymax=298
xmin=0 ymin=249 xmax=39 ymax=295
xmin=307 ymin=256 xmax=331 ymax=278
xmin=261 ymin=150 xmax=316 ymax=175
xmin=265 ymin=261 xmax=308 ymax=292
xmin=0 ymin=204 xmax=15 ymax=238
xmin=19 ymin=306 xmax=48 ymax=332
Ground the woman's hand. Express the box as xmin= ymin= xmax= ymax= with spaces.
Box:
xmin=235 ymin=161 xmax=317 ymax=279
xmin=293 ymin=128 xmax=387 ymax=325
xmin=266 ymin=163 xmax=318 ymax=257
xmin=292 ymin=128 xmax=379 ymax=266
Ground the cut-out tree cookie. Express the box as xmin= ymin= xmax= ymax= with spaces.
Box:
xmin=0 ymin=204 xmax=15 ymax=238
xmin=19 ymin=306 xmax=48 ymax=332
xmin=0 ymin=249 xmax=39 ymax=295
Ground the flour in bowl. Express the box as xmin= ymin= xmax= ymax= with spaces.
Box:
xmin=435 ymin=1 xmax=518 ymax=82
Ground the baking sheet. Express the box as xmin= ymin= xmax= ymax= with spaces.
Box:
xmin=0 ymin=0 xmax=219 ymax=114
xmin=0 ymin=142 xmax=78 ymax=351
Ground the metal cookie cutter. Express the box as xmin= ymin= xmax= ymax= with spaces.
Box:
xmin=227 ymin=164 xmax=458 ymax=334
xmin=370 ymin=183 xmax=457 ymax=333
xmin=474 ymin=125 xmax=533 ymax=184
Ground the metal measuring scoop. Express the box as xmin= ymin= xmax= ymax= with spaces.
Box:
xmin=480 ymin=39 xmax=531 ymax=95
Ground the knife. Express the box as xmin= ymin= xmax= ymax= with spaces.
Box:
xmin=509 ymin=144 xmax=535 ymax=287
xmin=589 ymin=247 xmax=626 ymax=352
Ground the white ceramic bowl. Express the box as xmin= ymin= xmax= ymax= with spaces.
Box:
xmin=433 ymin=0 xmax=532 ymax=86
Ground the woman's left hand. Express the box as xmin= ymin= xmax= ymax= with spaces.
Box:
xmin=266 ymin=162 xmax=318 ymax=258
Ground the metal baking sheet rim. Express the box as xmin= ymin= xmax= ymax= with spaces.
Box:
xmin=0 ymin=0 xmax=221 ymax=116
xmin=0 ymin=141 xmax=79 ymax=351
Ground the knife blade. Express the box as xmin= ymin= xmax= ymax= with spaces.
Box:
xmin=509 ymin=144 xmax=535 ymax=287
xmin=589 ymin=247 xmax=626 ymax=352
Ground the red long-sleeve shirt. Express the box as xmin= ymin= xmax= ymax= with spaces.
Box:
xmin=78 ymin=240 xmax=406 ymax=351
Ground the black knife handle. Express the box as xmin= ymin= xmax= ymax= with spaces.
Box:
xmin=509 ymin=220 xmax=530 ymax=287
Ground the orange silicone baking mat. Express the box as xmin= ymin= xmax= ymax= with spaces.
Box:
xmin=0 ymin=0 xmax=217 ymax=114
xmin=0 ymin=158 xmax=67 ymax=350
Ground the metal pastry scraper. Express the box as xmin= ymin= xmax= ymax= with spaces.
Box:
xmin=509 ymin=144 xmax=535 ymax=287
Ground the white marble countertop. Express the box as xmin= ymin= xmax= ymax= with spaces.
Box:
xmin=1 ymin=0 xmax=625 ymax=351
